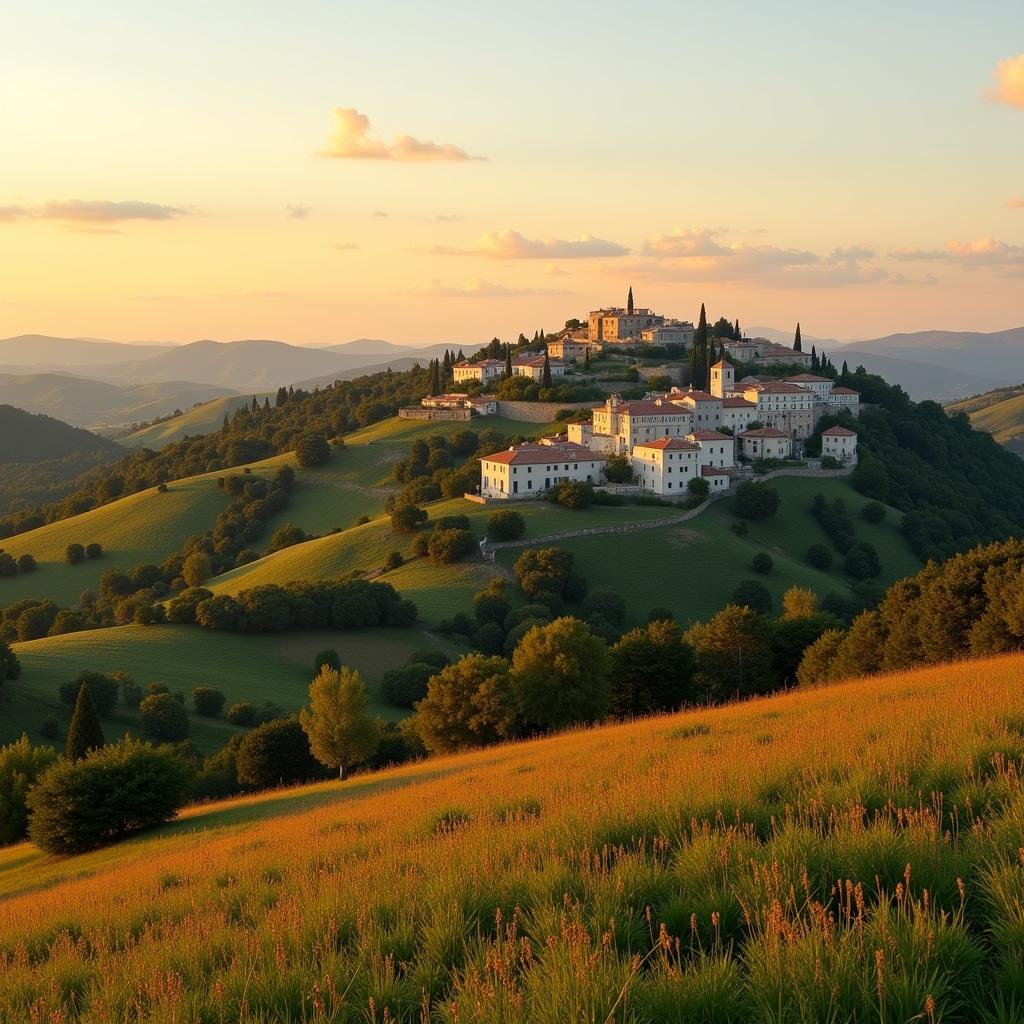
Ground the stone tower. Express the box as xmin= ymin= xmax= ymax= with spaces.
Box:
xmin=710 ymin=357 xmax=735 ymax=398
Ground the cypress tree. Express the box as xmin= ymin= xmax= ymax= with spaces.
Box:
xmin=542 ymin=350 xmax=552 ymax=389
xmin=693 ymin=303 xmax=708 ymax=390
xmin=841 ymin=359 xmax=849 ymax=381
xmin=584 ymin=348 xmax=591 ymax=370
xmin=66 ymin=683 xmax=105 ymax=762
xmin=429 ymin=359 xmax=441 ymax=396
xmin=251 ymin=395 xmax=259 ymax=413
xmin=733 ymin=318 xmax=740 ymax=340
xmin=456 ymin=348 xmax=465 ymax=362
xmin=276 ymin=386 xmax=288 ymax=407
xmin=810 ymin=345 xmax=819 ymax=371
xmin=794 ymin=323 xmax=802 ymax=352
xmin=504 ymin=347 xmax=513 ymax=378
xmin=442 ymin=350 xmax=451 ymax=380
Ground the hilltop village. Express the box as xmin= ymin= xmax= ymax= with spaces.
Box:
xmin=412 ymin=290 xmax=863 ymax=502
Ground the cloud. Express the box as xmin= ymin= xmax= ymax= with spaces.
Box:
xmin=331 ymin=242 xmax=360 ymax=251
xmin=1005 ymin=196 xmax=1024 ymax=209
xmin=987 ymin=53 xmax=1024 ymax=109
xmin=286 ymin=204 xmax=311 ymax=219
xmin=413 ymin=277 xmax=571 ymax=298
xmin=0 ymin=200 xmax=188 ymax=224
xmin=478 ymin=228 xmax=628 ymax=259
xmin=641 ymin=228 xmax=728 ymax=258
xmin=431 ymin=213 xmax=464 ymax=223
xmin=372 ymin=210 xmax=389 ymax=219
xmin=316 ymin=107 xmax=485 ymax=162
xmin=827 ymin=244 xmax=876 ymax=263
xmin=890 ymin=237 xmax=1024 ymax=273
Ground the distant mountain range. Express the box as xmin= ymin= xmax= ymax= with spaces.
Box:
xmin=0 ymin=405 xmax=120 ymax=464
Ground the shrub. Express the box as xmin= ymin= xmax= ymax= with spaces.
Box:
xmin=227 ymin=702 xmax=256 ymax=726
xmin=355 ymin=514 xmax=371 ymax=526
xmin=314 ymin=648 xmax=341 ymax=674
xmin=687 ymin=476 xmax=710 ymax=498
xmin=0 ymin=639 xmax=20 ymax=681
xmin=85 ymin=543 xmax=103 ymax=559
xmin=734 ymin=482 xmax=780 ymax=520
xmin=381 ymin=663 xmax=436 ymax=708
xmin=139 ymin=693 xmax=190 ymax=742
xmin=0 ymin=737 xmax=58 ymax=844
xmin=391 ymin=504 xmax=428 ymax=534
xmin=267 ymin=523 xmax=306 ymax=553
xmin=16 ymin=554 xmax=36 ymax=573
xmin=59 ymin=672 xmax=119 ymax=717
xmin=27 ymin=739 xmax=190 ymax=854
xmin=295 ymin=431 xmax=331 ymax=467
xmin=0 ymin=553 xmax=17 ymax=577
xmin=486 ymin=509 xmax=526 ymax=541
xmin=39 ymin=718 xmax=60 ymax=740
xmin=603 ymin=454 xmax=634 ymax=484
xmin=411 ymin=532 xmax=430 ymax=557
xmin=821 ymin=455 xmax=841 ymax=469
xmin=428 ymin=527 xmax=476 ymax=565
xmin=861 ymin=501 xmax=886 ymax=523
xmin=65 ymin=543 xmax=85 ymax=565
xmin=752 ymin=552 xmax=774 ymax=574
xmin=807 ymin=543 xmax=833 ymax=570
xmin=731 ymin=580 xmax=773 ymax=614
xmin=550 ymin=480 xmax=594 ymax=509
xmin=235 ymin=718 xmax=323 ymax=790
xmin=844 ymin=541 xmax=881 ymax=580
xmin=165 ymin=587 xmax=214 ymax=624
xmin=192 ymin=687 xmax=226 ymax=717
xmin=384 ymin=551 xmax=404 ymax=570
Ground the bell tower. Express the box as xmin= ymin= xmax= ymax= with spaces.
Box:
xmin=710 ymin=357 xmax=734 ymax=398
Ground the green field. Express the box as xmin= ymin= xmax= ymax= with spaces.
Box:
xmin=0 ymin=478 xmax=231 ymax=606
xmin=119 ymin=393 xmax=271 ymax=449
xmin=0 ymin=413 xmax=558 ymax=608
xmin=4 ymin=623 xmax=462 ymax=754
xmin=498 ymin=477 xmax=921 ymax=626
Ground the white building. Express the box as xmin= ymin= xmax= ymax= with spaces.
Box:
xmin=741 ymin=381 xmax=815 ymax=439
xmin=591 ymin=396 xmax=695 ymax=453
xmin=689 ymin=429 xmax=735 ymax=468
xmin=721 ymin=396 xmax=757 ymax=433
xmin=738 ymin=427 xmax=793 ymax=461
xmin=828 ymin=386 xmax=861 ymax=413
xmin=547 ymin=338 xmax=597 ymax=362
xmin=511 ymin=356 xmax=566 ymax=381
xmin=821 ymin=425 xmax=858 ymax=464
xmin=453 ymin=359 xmax=505 ymax=384
xmin=784 ymin=373 xmax=834 ymax=403
xmin=640 ymin=321 xmax=695 ymax=346
xmin=720 ymin=338 xmax=813 ymax=368
xmin=479 ymin=442 xmax=607 ymax=499
xmin=631 ymin=438 xmax=703 ymax=496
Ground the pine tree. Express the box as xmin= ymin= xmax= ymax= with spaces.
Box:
xmin=794 ymin=323 xmax=802 ymax=352
xmin=504 ymin=347 xmax=513 ymax=378
xmin=251 ymin=395 xmax=259 ymax=413
xmin=429 ymin=359 xmax=441 ymax=396
xmin=66 ymin=683 xmax=105 ymax=762
xmin=542 ymin=350 xmax=552 ymax=389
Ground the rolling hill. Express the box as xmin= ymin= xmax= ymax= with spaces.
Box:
xmin=3 ymin=624 xmax=460 ymax=753
xmin=947 ymin=386 xmax=1024 ymax=457
xmin=0 ymin=334 xmax=174 ymax=367
xmin=0 ymin=372 xmax=238 ymax=430
xmin=0 ymin=405 xmax=119 ymax=463
xmin=118 ymin=393 xmax=272 ymax=449
xmin=1 ymin=652 xmax=1022 ymax=1019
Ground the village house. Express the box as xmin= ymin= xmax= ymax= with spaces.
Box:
xmin=588 ymin=395 xmax=695 ymax=453
xmin=821 ymin=424 xmax=858 ymax=464
xmin=738 ymin=427 xmax=793 ymax=461
xmin=512 ymin=355 xmax=566 ymax=381
xmin=639 ymin=320 xmax=695 ymax=346
xmin=420 ymin=393 xmax=498 ymax=415
xmin=588 ymin=287 xmax=665 ymax=342
xmin=547 ymin=338 xmax=600 ymax=362
xmin=629 ymin=430 xmax=735 ymax=497
xmin=478 ymin=441 xmax=607 ymax=499
xmin=453 ymin=358 xmax=504 ymax=384
xmin=719 ymin=338 xmax=813 ymax=368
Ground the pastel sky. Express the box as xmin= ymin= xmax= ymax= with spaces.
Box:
xmin=2 ymin=1 xmax=1024 ymax=345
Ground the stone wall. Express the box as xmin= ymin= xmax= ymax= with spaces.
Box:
xmin=398 ymin=407 xmax=472 ymax=421
xmin=493 ymin=400 xmax=598 ymax=423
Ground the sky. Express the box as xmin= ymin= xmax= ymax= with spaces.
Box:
xmin=2 ymin=1 xmax=1024 ymax=346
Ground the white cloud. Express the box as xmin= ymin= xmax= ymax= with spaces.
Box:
xmin=891 ymin=237 xmax=1024 ymax=273
xmin=413 ymin=277 xmax=571 ymax=298
xmin=478 ymin=228 xmax=628 ymax=259
xmin=317 ymin=107 xmax=485 ymax=162
xmin=987 ymin=53 xmax=1024 ymax=109
xmin=0 ymin=199 xmax=188 ymax=224
xmin=286 ymin=204 xmax=311 ymax=219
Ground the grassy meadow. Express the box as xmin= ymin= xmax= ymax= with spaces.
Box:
xmin=119 ymin=394 xmax=272 ymax=450
xmin=1 ymin=654 xmax=1024 ymax=1020
xmin=3 ymin=624 xmax=461 ymax=753
xmin=498 ymin=476 xmax=920 ymax=627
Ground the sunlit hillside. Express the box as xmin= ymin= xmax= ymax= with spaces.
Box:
xmin=2 ymin=654 xmax=1023 ymax=1021
xmin=948 ymin=387 xmax=1024 ymax=457
xmin=118 ymin=393 xmax=268 ymax=449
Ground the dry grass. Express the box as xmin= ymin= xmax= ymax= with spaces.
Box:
xmin=2 ymin=654 xmax=1024 ymax=1021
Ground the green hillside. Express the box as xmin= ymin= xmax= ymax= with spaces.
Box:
xmin=497 ymin=477 xmax=920 ymax=627
xmin=0 ymin=413 xmax=558 ymax=607
xmin=119 ymin=393 xmax=266 ymax=449
xmin=948 ymin=387 xmax=1024 ymax=456
xmin=4 ymin=624 xmax=460 ymax=753
xmin=0 ymin=478 xmax=231 ymax=606
xmin=0 ymin=404 xmax=119 ymax=463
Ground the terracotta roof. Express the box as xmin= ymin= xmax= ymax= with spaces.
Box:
xmin=701 ymin=465 xmax=731 ymax=476
xmin=689 ymin=429 xmax=733 ymax=441
xmin=511 ymin=356 xmax=565 ymax=368
xmin=747 ymin=381 xmax=812 ymax=395
xmin=665 ymin=388 xmax=720 ymax=403
xmin=786 ymin=373 xmax=832 ymax=382
xmin=740 ymin=427 xmax=791 ymax=439
xmin=712 ymin=358 xmax=734 ymax=369
xmin=481 ymin=442 xmax=607 ymax=466
xmin=831 ymin=386 xmax=859 ymax=395
xmin=632 ymin=437 xmax=700 ymax=451
xmin=615 ymin=400 xmax=693 ymax=417
xmin=722 ymin=397 xmax=756 ymax=408
xmin=822 ymin=425 xmax=857 ymax=436
xmin=455 ymin=358 xmax=503 ymax=368
xmin=468 ymin=394 xmax=496 ymax=404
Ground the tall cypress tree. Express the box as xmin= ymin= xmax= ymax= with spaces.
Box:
xmin=542 ymin=350 xmax=552 ymax=388
xmin=66 ymin=683 xmax=105 ymax=762
xmin=794 ymin=323 xmax=802 ymax=352
xmin=693 ymin=303 xmax=708 ymax=389
xmin=429 ymin=359 xmax=441 ymax=396
xmin=733 ymin=318 xmax=741 ymax=340
xmin=810 ymin=345 xmax=819 ymax=371
xmin=251 ymin=395 xmax=259 ymax=413
xmin=442 ymin=350 xmax=451 ymax=380
xmin=841 ymin=359 xmax=849 ymax=382
xmin=504 ymin=346 xmax=513 ymax=378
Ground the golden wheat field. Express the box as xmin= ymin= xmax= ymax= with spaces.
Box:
xmin=2 ymin=654 xmax=1024 ymax=1022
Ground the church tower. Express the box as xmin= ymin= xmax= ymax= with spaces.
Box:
xmin=710 ymin=357 xmax=734 ymax=398
xmin=627 ymin=285 xmax=634 ymax=315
